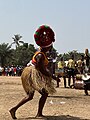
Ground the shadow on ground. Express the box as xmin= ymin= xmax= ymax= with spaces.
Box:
xmin=17 ymin=115 xmax=88 ymax=120
xmin=48 ymin=94 xmax=90 ymax=99
xmin=48 ymin=95 xmax=81 ymax=99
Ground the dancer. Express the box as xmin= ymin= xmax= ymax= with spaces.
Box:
xmin=9 ymin=25 xmax=56 ymax=119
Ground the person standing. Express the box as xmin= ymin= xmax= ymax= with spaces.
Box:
xmin=77 ymin=55 xmax=85 ymax=74
xmin=84 ymin=48 xmax=90 ymax=73
xmin=57 ymin=57 xmax=67 ymax=88
xmin=67 ymin=55 xmax=76 ymax=88
xmin=9 ymin=25 xmax=56 ymax=119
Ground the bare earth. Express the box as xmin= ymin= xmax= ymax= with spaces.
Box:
xmin=0 ymin=76 xmax=90 ymax=120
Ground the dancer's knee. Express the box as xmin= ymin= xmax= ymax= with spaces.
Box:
xmin=39 ymin=88 xmax=48 ymax=97
xmin=27 ymin=92 xmax=34 ymax=100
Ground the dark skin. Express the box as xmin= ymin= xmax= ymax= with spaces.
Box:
xmin=9 ymin=46 xmax=52 ymax=119
xmin=35 ymin=47 xmax=52 ymax=77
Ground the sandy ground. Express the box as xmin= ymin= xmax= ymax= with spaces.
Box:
xmin=0 ymin=76 xmax=90 ymax=120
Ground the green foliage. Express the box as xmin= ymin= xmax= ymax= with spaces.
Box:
xmin=57 ymin=50 xmax=85 ymax=62
xmin=0 ymin=41 xmax=87 ymax=67
xmin=0 ymin=43 xmax=13 ymax=66
xmin=0 ymin=42 xmax=37 ymax=67
xmin=11 ymin=43 xmax=36 ymax=66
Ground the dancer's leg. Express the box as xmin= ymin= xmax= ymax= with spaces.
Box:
xmin=9 ymin=92 xmax=34 ymax=119
xmin=36 ymin=89 xmax=48 ymax=117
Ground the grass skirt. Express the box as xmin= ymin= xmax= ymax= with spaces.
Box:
xmin=21 ymin=66 xmax=56 ymax=95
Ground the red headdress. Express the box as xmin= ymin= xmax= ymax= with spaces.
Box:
xmin=34 ymin=25 xmax=55 ymax=48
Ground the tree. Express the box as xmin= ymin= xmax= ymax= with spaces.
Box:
xmin=14 ymin=44 xmax=36 ymax=66
xmin=57 ymin=50 xmax=84 ymax=62
xmin=11 ymin=34 xmax=24 ymax=48
xmin=0 ymin=43 xmax=13 ymax=67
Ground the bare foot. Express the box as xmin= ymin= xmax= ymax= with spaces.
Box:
xmin=35 ymin=114 xmax=45 ymax=118
xmin=9 ymin=108 xmax=17 ymax=119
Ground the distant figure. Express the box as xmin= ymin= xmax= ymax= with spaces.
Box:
xmin=84 ymin=48 xmax=90 ymax=73
xmin=67 ymin=55 xmax=76 ymax=88
xmin=82 ymin=74 xmax=90 ymax=95
xmin=57 ymin=57 xmax=67 ymax=88
xmin=77 ymin=55 xmax=85 ymax=74
xmin=0 ymin=66 xmax=4 ymax=76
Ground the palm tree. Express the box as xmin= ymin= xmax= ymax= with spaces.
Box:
xmin=11 ymin=34 xmax=24 ymax=48
xmin=0 ymin=43 xmax=13 ymax=67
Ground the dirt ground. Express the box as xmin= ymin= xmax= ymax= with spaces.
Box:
xmin=0 ymin=76 xmax=90 ymax=120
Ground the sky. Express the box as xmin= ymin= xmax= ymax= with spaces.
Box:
xmin=0 ymin=0 xmax=90 ymax=54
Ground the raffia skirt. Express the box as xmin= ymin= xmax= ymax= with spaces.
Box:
xmin=21 ymin=66 xmax=56 ymax=95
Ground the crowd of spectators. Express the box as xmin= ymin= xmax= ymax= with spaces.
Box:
xmin=0 ymin=65 xmax=23 ymax=76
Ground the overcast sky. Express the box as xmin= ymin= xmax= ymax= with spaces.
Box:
xmin=0 ymin=0 xmax=90 ymax=54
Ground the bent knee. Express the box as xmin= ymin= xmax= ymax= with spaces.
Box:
xmin=27 ymin=92 xmax=34 ymax=100
xmin=39 ymin=88 xmax=48 ymax=96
